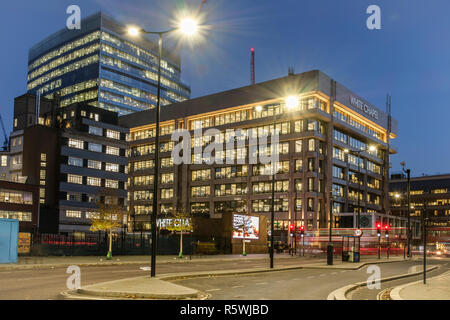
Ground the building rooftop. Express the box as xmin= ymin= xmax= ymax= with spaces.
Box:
xmin=118 ymin=70 xmax=397 ymax=134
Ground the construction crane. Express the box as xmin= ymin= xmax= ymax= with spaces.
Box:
xmin=0 ymin=114 xmax=9 ymax=151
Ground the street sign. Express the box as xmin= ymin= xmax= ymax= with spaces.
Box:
xmin=354 ymin=229 xmax=363 ymax=237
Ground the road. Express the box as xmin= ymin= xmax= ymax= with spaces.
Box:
xmin=0 ymin=256 xmax=315 ymax=300
xmin=349 ymin=257 xmax=450 ymax=300
xmin=172 ymin=259 xmax=450 ymax=300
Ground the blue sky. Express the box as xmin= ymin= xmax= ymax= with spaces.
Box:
xmin=0 ymin=0 xmax=449 ymax=175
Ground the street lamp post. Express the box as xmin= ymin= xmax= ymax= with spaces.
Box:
xmin=128 ymin=18 xmax=198 ymax=277
xmin=401 ymin=162 xmax=411 ymax=258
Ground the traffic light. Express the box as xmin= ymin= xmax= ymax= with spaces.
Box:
xmin=299 ymin=225 xmax=305 ymax=237
xmin=376 ymin=223 xmax=382 ymax=236
xmin=384 ymin=224 xmax=390 ymax=238
xmin=290 ymin=224 xmax=294 ymax=237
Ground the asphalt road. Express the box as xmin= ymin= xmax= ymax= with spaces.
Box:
xmin=0 ymin=256 xmax=315 ymax=300
xmin=349 ymin=257 xmax=450 ymax=300
xmin=172 ymin=259 xmax=450 ymax=300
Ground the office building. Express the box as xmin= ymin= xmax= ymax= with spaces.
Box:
xmin=27 ymin=12 xmax=190 ymax=116
xmin=7 ymin=93 xmax=128 ymax=235
xmin=120 ymin=70 xmax=398 ymax=241
xmin=390 ymin=173 xmax=450 ymax=246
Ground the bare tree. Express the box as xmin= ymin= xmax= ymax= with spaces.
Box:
xmin=166 ymin=210 xmax=193 ymax=258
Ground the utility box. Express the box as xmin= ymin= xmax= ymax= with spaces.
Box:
xmin=0 ymin=219 xmax=19 ymax=263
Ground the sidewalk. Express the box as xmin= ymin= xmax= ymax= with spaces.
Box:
xmin=63 ymin=256 xmax=408 ymax=300
xmin=390 ymin=270 xmax=450 ymax=300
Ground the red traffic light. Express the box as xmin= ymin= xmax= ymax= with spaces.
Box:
xmin=290 ymin=224 xmax=294 ymax=230
xmin=299 ymin=225 xmax=305 ymax=231
xmin=384 ymin=225 xmax=390 ymax=231
xmin=376 ymin=223 xmax=381 ymax=228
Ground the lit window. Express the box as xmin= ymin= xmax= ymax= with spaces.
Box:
xmin=87 ymin=177 xmax=101 ymax=186
xmin=66 ymin=210 xmax=82 ymax=218
xmin=68 ymin=139 xmax=84 ymax=149
xmin=0 ymin=156 xmax=7 ymax=167
xmin=105 ymin=179 xmax=118 ymax=189
xmin=106 ymin=146 xmax=120 ymax=156
xmin=88 ymin=160 xmax=102 ymax=170
xmin=67 ymin=174 xmax=83 ymax=184
xmin=105 ymin=163 xmax=119 ymax=172
xmin=106 ymin=130 xmax=120 ymax=140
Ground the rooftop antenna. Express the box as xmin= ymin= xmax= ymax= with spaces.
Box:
xmin=251 ymin=48 xmax=255 ymax=85
xmin=288 ymin=66 xmax=294 ymax=76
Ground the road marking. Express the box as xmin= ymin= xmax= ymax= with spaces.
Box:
xmin=231 ymin=285 xmax=244 ymax=289
xmin=340 ymin=270 xmax=347 ymax=273
xmin=319 ymin=273 xmax=326 ymax=277
xmin=292 ymin=278 xmax=301 ymax=280
xmin=331 ymin=272 xmax=338 ymax=275
xmin=307 ymin=276 xmax=315 ymax=279
xmin=206 ymin=289 xmax=221 ymax=292
xmin=255 ymin=282 xmax=268 ymax=285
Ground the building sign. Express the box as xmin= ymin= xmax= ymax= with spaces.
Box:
xmin=350 ymin=96 xmax=379 ymax=120
xmin=157 ymin=218 xmax=192 ymax=232
xmin=233 ymin=214 xmax=260 ymax=240
xmin=18 ymin=232 xmax=31 ymax=254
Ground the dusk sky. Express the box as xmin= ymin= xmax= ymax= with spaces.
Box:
xmin=0 ymin=0 xmax=448 ymax=176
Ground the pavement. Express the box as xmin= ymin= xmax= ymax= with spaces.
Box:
xmin=0 ymin=253 xmax=299 ymax=270
xmin=60 ymin=255 xmax=409 ymax=300
xmin=390 ymin=270 xmax=450 ymax=300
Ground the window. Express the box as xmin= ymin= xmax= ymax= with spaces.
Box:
xmin=333 ymin=166 xmax=345 ymax=180
xmin=133 ymin=160 xmax=154 ymax=171
xmin=89 ymin=126 xmax=103 ymax=136
xmin=308 ymin=139 xmax=316 ymax=152
xmin=295 ymin=160 xmax=303 ymax=172
xmin=87 ymin=177 xmax=101 ymax=186
xmin=295 ymin=140 xmax=302 ymax=153
xmin=134 ymin=175 xmax=154 ymax=186
xmin=161 ymin=173 xmax=174 ymax=184
xmin=88 ymin=143 xmax=102 ymax=152
xmin=191 ymin=186 xmax=210 ymax=197
xmin=295 ymin=179 xmax=302 ymax=192
xmin=191 ymin=202 xmax=209 ymax=214
xmin=105 ymin=163 xmax=119 ymax=172
xmin=68 ymin=157 xmax=83 ymax=167
xmin=192 ymin=169 xmax=211 ymax=181
xmin=105 ymin=179 xmax=118 ymax=188
xmin=68 ymin=138 xmax=84 ymax=149
xmin=106 ymin=129 xmax=120 ymax=140
xmin=67 ymin=193 xmax=81 ymax=202
xmin=106 ymin=146 xmax=120 ymax=156
xmin=88 ymin=160 xmax=102 ymax=170
xmin=133 ymin=190 xmax=153 ymax=201
xmin=40 ymin=170 xmax=46 ymax=180
xmin=0 ymin=156 xmax=7 ymax=167
xmin=67 ymin=174 xmax=83 ymax=184
xmin=161 ymin=158 xmax=173 ymax=168
xmin=66 ymin=210 xmax=82 ymax=218
xmin=161 ymin=188 xmax=173 ymax=199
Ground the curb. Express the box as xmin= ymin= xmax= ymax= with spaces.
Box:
xmin=327 ymin=265 xmax=439 ymax=300
xmin=0 ymin=255 xmax=304 ymax=271
xmin=389 ymin=270 xmax=450 ymax=300
xmin=60 ymin=259 xmax=408 ymax=300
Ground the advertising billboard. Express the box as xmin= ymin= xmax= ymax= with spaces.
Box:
xmin=233 ymin=214 xmax=260 ymax=240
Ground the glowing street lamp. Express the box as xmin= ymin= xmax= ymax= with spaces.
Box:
xmin=285 ymin=96 xmax=300 ymax=109
xmin=127 ymin=17 xmax=200 ymax=278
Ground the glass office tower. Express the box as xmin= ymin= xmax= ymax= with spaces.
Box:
xmin=27 ymin=12 xmax=190 ymax=116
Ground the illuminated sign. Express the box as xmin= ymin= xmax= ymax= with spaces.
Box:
xmin=350 ymin=96 xmax=379 ymax=120
xmin=233 ymin=214 xmax=260 ymax=240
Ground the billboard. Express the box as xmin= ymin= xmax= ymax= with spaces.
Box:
xmin=233 ymin=214 xmax=260 ymax=240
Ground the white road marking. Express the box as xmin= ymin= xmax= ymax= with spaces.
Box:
xmin=307 ymin=276 xmax=315 ymax=279
xmin=206 ymin=289 xmax=221 ymax=292
xmin=255 ymin=282 xmax=268 ymax=285
xmin=231 ymin=285 xmax=244 ymax=289
xmin=331 ymin=272 xmax=338 ymax=275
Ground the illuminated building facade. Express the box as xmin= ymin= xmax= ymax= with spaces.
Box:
xmin=27 ymin=12 xmax=190 ymax=116
xmin=120 ymin=70 xmax=398 ymax=241
xmin=390 ymin=173 xmax=450 ymax=243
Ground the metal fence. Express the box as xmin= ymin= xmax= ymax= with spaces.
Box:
xmin=29 ymin=232 xmax=232 ymax=256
